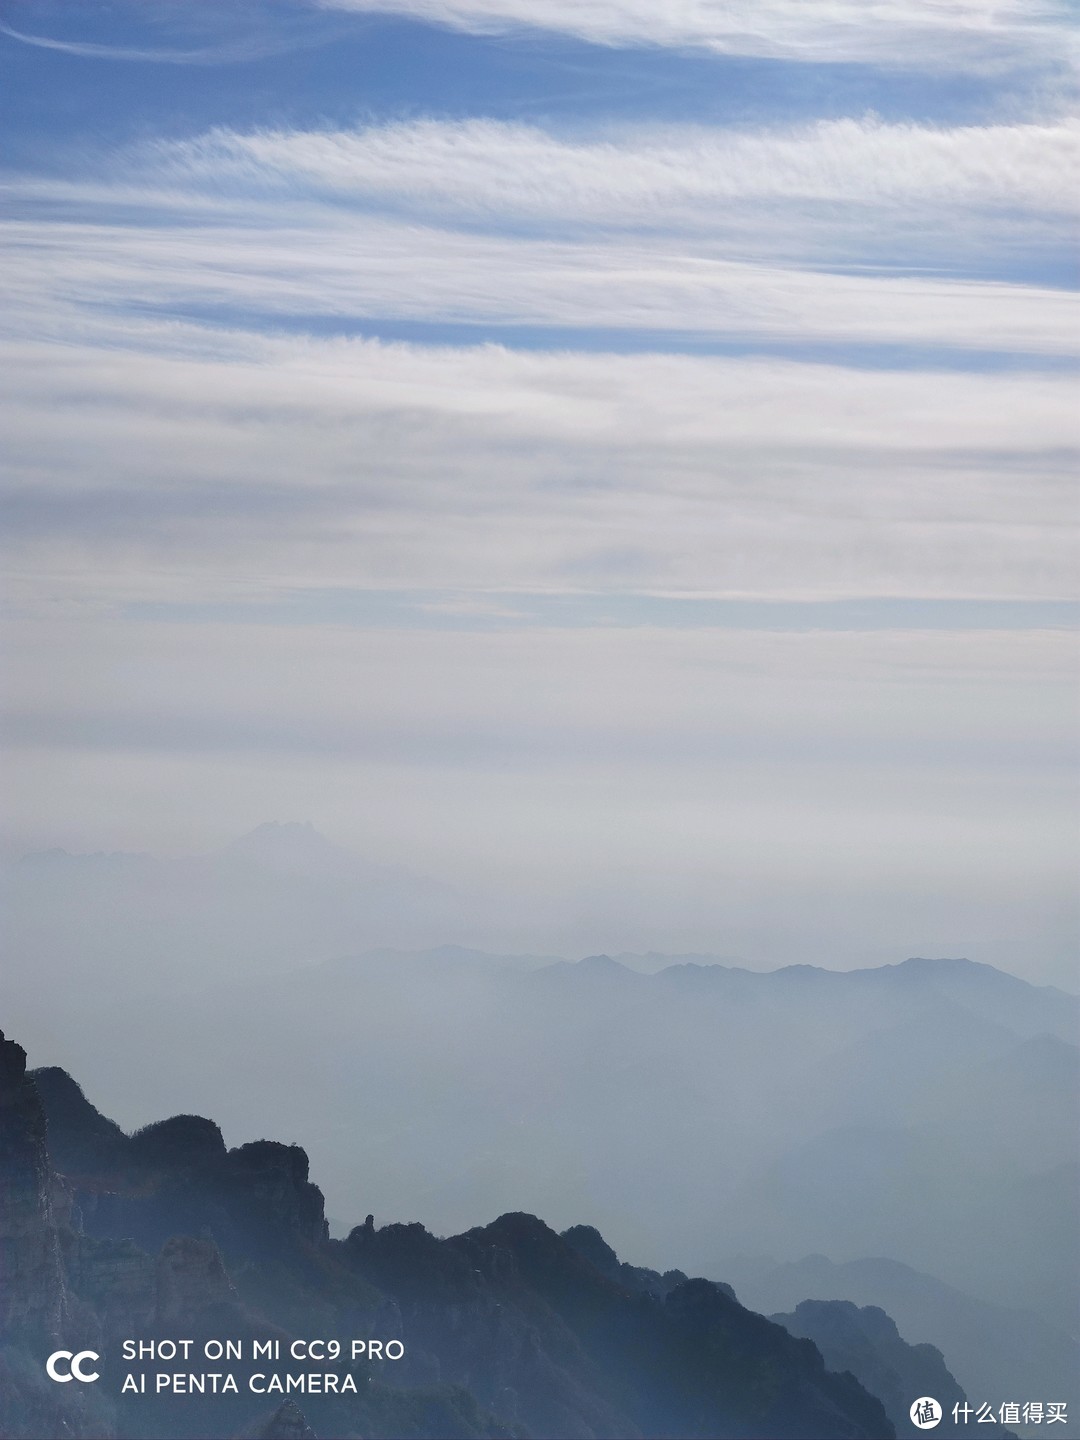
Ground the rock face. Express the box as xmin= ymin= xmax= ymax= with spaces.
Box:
xmin=31 ymin=1067 xmax=129 ymax=1180
xmin=156 ymin=1234 xmax=239 ymax=1326
xmin=227 ymin=1140 xmax=329 ymax=1248
xmin=0 ymin=1032 xmax=66 ymax=1347
xmin=0 ymin=1031 xmax=116 ymax=1439
xmin=3 ymin=1036 xmax=903 ymax=1439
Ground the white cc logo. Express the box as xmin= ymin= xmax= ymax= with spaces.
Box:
xmin=46 ymin=1350 xmax=100 ymax=1383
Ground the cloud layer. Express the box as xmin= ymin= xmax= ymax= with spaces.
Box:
xmin=1 ymin=319 xmax=1076 ymax=610
xmin=315 ymin=0 xmax=1076 ymax=76
xmin=5 ymin=211 xmax=1076 ymax=356
xmin=3 ymin=90 xmax=1075 ymax=621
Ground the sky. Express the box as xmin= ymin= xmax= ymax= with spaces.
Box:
xmin=0 ymin=0 xmax=1077 ymax=979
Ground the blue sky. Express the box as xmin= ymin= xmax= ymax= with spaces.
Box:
xmin=0 ymin=0 xmax=1077 ymax=976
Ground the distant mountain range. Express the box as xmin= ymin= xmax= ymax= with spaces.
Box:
xmin=83 ymin=944 xmax=1070 ymax=1321
xmin=2 ymin=1027 xmax=1025 ymax=1440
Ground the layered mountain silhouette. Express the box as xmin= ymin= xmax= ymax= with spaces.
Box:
xmin=726 ymin=1254 xmax=1078 ymax=1439
xmin=771 ymin=1301 xmax=986 ymax=1438
xmin=48 ymin=946 xmax=1068 ymax=1320
xmin=0 ymin=1028 xmax=913 ymax=1439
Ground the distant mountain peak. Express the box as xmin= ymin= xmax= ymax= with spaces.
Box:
xmin=528 ymin=952 xmax=639 ymax=985
xmin=578 ymin=953 xmax=628 ymax=970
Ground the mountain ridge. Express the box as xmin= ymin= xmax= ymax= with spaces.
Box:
xmin=0 ymin=1029 xmax=901 ymax=1440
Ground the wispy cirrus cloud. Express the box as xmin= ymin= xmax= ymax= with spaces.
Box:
xmin=0 ymin=20 xmax=284 ymax=64
xmin=158 ymin=114 xmax=1080 ymax=228
xmin=314 ymin=0 xmax=1077 ymax=75
xmin=0 ymin=1 xmax=351 ymax=66
xmin=128 ymin=112 xmax=1080 ymax=285
xmin=5 ymin=103 xmax=1074 ymax=365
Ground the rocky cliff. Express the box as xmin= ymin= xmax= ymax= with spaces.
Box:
xmin=1 ymin=1030 xmax=900 ymax=1439
xmin=0 ymin=1031 xmax=115 ymax=1438
xmin=0 ymin=1033 xmax=66 ymax=1345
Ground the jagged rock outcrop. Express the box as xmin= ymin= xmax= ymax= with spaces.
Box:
xmin=37 ymin=1086 xmax=330 ymax=1263
xmin=562 ymin=1223 xmax=694 ymax=1299
xmin=344 ymin=1209 xmax=895 ymax=1438
xmin=130 ymin=1113 xmax=228 ymax=1174
xmin=227 ymin=1140 xmax=329 ymax=1247
xmin=345 ymin=1214 xmax=635 ymax=1436
xmin=32 ymin=1067 xmax=129 ymax=1180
